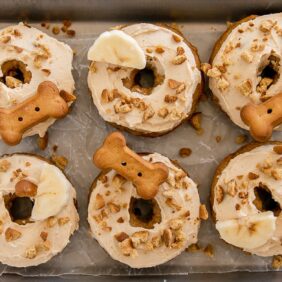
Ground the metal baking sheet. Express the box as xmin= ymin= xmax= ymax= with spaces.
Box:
xmin=0 ymin=0 xmax=282 ymax=277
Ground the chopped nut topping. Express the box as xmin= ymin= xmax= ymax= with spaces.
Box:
xmin=226 ymin=179 xmax=237 ymax=197
xmin=108 ymin=202 xmax=120 ymax=213
xmin=0 ymin=160 xmax=11 ymax=172
xmin=5 ymin=227 xmax=22 ymax=242
xmin=235 ymin=134 xmax=247 ymax=144
xmin=58 ymin=217 xmax=70 ymax=226
xmin=158 ymin=107 xmax=169 ymax=118
xmin=115 ymin=232 xmax=129 ymax=242
xmin=248 ymin=172 xmax=259 ymax=180
xmin=112 ymin=174 xmax=126 ymax=187
xmin=179 ymin=147 xmax=192 ymax=158
xmin=146 ymin=48 xmax=153 ymax=53
xmin=241 ymin=51 xmax=253 ymax=63
xmin=271 ymin=169 xmax=282 ymax=180
xmin=94 ymin=193 xmax=105 ymax=210
xmin=200 ymin=63 xmax=212 ymax=74
xmin=114 ymin=101 xmax=132 ymax=114
xmin=155 ymin=46 xmax=165 ymax=53
xmin=143 ymin=105 xmax=155 ymax=121
xmin=131 ymin=98 xmax=147 ymax=111
xmin=272 ymin=255 xmax=282 ymax=270
xmin=186 ymin=243 xmax=200 ymax=252
xmin=176 ymin=46 xmax=185 ymax=55
xmin=235 ymin=203 xmax=241 ymax=210
xmin=165 ymin=198 xmax=181 ymax=211
xmin=257 ymin=77 xmax=273 ymax=94
xmin=5 ymin=76 xmax=22 ymax=88
xmin=176 ymin=83 xmax=186 ymax=94
xmin=119 ymin=238 xmax=136 ymax=256
xmin=217 ymin=77 xmax=229 ymax=91
xmin=199 ymin=204 xmax=209 ymax=220
xmin=250 ymin=42 xmax=265 ymax=52
xmin=168 ymin=79 xmax=182 ymax=89
xmin=0 ymin=35 xmax=11 ymax=43
xmin=131 ymin=231 xmax=149 ymax=247
xmin=238 ymin=79 xmax=252 ymax=96
xmin=117 ymin=217 xmax=124 ymax=223
xmin=25 ymin=247 xmax=37 ymax=259
xmin=207 ymin=67 xmax=221 ymax=78
xmin=190 ymin=112 xmax=202 ymax=131
xmin=99 ymin=175 xmax=108 ymax=184
xmin=101 ymin=89 xmax=114 ymax=103
xmin=164 ymin=94 xmax=177 ymax=103
xmin=36 ymin=241 xmax=51 ymax=252
xmin=163 ymin=228 xmax=173 ymax=247
xmin=151 ymin=235 xmax=162 ymax=248
xmin=52 ymin=26 xmax=60 ymax=35
xmin=172 ymin=34 xmax=181 ymax=42
xmin=51 ymin=155 xmax=68 ymax=170
xmin=170 ymin=108 xmax=184 ymax=120
xmin=238 ymin=191 xmax=248 ymax=199
xmin=273 ymin=145 xmax=282 ymax=154
xmin=169 ymin=219 xmax=184 ymax=230
xmin=172 ymin=54 xmax=186 ymax=65
xmin=40 ymin=231 xmax=48 ymax=241
xmin=37 ymin=133 xmax=48 ymax=150
xmin=260 ymin=20 xmax=276 ymax=33
xmin=89 ymin=62 xmax=96 ymax=72
xmin=47 ymin=216 xmax=57 ymax=227
xmin=216 ymin=185 xmax=225 ymax=204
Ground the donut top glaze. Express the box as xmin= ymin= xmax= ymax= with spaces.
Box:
xmin=0 ymin=23 xmax=75 ymax=137
xmin=0 ymin=154 xmax=78 ymax=267
xmin=213 ymin=144 xmax=282 ymax=256
xmin=88 ymin=23 xmax=201 ymax=134
xmin=88 ymin=153 xmax=201 ymax=268
xmin=209 ymin=13 xmax=282 ymax=130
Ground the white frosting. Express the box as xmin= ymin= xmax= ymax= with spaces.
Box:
xmin=209 ymin=13 xmax=282 ymax=130
xmin=88 ymin=23 xmax=201 ymax=134
xmin=213 ymin=144 xmax=282 ymax=256
xmin=0 ymin=23 xmax=75 ymax=138
xmin=88 ymin=153 xmax=201 ymax=268
xmin=0 ymin=154 xmax=79 ymax=267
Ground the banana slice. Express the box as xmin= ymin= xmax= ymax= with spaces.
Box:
xmin=216 ymin=212 xmax=276 ymax=249
xmin=31 ymin=165 xmax=70 ymax=221
xmin=87 ymin=30 xmax=146 ymax=69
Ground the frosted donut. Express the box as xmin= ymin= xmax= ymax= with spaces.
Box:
xmin=208 ymin=13 xmax=282 ymax=131
xmin=211 ymin=142 xmax=282 ymax=256
xmin=88 ymin=152 xmax=202 ymax=268
xmin=0 ymin=22 xmax=75 ymax=140
xmin=87 ymin=23 xmax=202 ymax=136
xmin=0 ymin=154 xmax=79 ymax=267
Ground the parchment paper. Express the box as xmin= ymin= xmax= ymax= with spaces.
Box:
xmin=0 ymin=21 xmax=280 ymax=276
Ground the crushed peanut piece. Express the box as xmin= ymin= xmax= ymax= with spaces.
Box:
xmin=25 ymin=247 xmax=37 ymax=259
xmin=37 ymin=133 xmax=48 ymax=150
xmin=158 ymin=107 xmax=169 ymax=118
xmin=51 ymin=155 xmax=68 ymax=170
xmin=5 ymin=228 xmax=22 ymax=242
xmin=217 ymin=77 xmax=229 ymax=91
xmin=172 ymin=34 xmax=181 ymax=42
xmin=164 ymin=95 xmax=177 ymax=103
xmin=216 ymin=185 xmax=225 ymax=204
xmin=238 ymin=79 xmax=252 ymax=96
xmin=155 ymin=46 xmax=165 ymax=53
xmin=226 ymin=179 xmax=237 ymax=197
xmin=143 ymin=105 xmax=155 ymax=121
xmin=207 ymin=67 xmax=221 ymax=78
xmin=115 ymin=232 xmax=129 ymax=242
xmin=179 ymin=148 xmax=192 ymax=158
xmin=58 ymin=217 xmax=70 ymax=226
xmin=163 ymin=228 xmax=173 ymax=247
xmin=172 ymin=54 xmax=186 ymax=65
xmin=199 ymin=204 xmax=209 ymax=220
xmin=248 ymin=172 xmax=259 ymax=180
xmin=94 ymin=193 xmax=105 ymax=210
xmin=241 ymin=51 xmax=253 ymax=63
xmin=190 ymin=112 xmax=202 ymax=131
xmin=200 ymin=63 xmax=212 ymax=74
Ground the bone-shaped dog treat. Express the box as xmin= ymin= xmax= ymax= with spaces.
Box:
xmin=93 ymin=132 xmax=169 ymax=199
xmin=240 ymin=93 xmax=282 ymax=142
xmin=0 ymin=81 xmax=69 ymax=145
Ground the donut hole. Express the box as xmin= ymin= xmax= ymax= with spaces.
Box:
xmin=122 ymin=57 xmax=165 ymax=95
xmin=0 ymin=60 xmax=32 ymax=89
xmin=129 ymin=197 xmax=161 ymax=229
xmin=4 ymin=193 xmax=34 ymax=225
xmin=257 ymin=52 xmax=280 ymax=95
xmin=253 ymin=184 xmax=281 ymax=216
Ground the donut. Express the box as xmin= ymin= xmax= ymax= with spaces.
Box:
xmin=0 ymin=153 xmax=79 ymax=267
xmin=87 ymin=23 xmax=202 ymax=137
xmin=88 ymin=152 xmax=203 ymax=268
xmin=211 ymin=142 xmax=282 ymax=256
xmin=208 ymin=13 xmax=282 ymax=131
xmin=0 ymin=22 xmax=75 ymax=142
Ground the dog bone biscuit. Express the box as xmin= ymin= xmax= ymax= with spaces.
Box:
xmin=93 ymin=132 xmax=169 ymax=199
xmin=0 ymin=81 xmax=69 ymax=145
xmin=240 ymin=93 xmax=282 ymax=142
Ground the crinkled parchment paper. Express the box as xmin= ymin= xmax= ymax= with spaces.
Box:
xmin=0 ymin=21 xmax=280 ymax=276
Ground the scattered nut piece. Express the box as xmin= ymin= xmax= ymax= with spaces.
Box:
xmin=216 ymin=185 xmax=225 ymax=204
xmin=25 ymin=247 xmax=37 ymax=259
xmin=119 ymin=238 xmax=135 ymax=256
xmin=217 ymin=77 xmax=229 ymax=91
xmin=186 ymin=243 xmax=201 ymax=252
xmin=101 ymin=89 xmax=114 ymax=103
xmin=0 ymin=160 xmax=11 ymax=172
xmin=115 ymin=232 xmax=129 ymax=242
xmin=37 ymin=133 xmax=48 ymax=150
xmin=158 ymin=107 xmax=169 ymax=118
xmin=172 ymin=34 xmax=181 ymax=42
xmin=257 ymin=77 xmax=273 ymax=94
xmin=250 ymin=42 xmax=265 ymax=52
xmin=272 ymin=255 xmax=282 ymax=270
xmin=200 ymin=63 xmax=212 ymax=74
xmin=5 ymin=228 xmax=22 ymax=242
xmin=164 ymin=95 xmax=177 ymax=103
xmin=94 ymin=193 xmax=105 ymax=210
xmin=143 ymin=105 xmax=155 ymax=121
xmin=248 ymin=172 xmax=259 ymax=180
xmin=52 ymin=26 xmax=60 ymax=35
xmin=58 ymin=217 xmax=70 ymax=226
xmin=179 ymin=148 xmax=192 ymax=158
xmin=176 ymin=46 xmax=185 ymax=55
xmin=238 ymin=79 xmax=252 ymax=96
xmin=190 ymin=112 xmax=202 ymax=131
xmin=203 ymin=244 xmax=214 ymax=257
xmin=259 ymin=20 xmax=275 ymax=33
xmin=108 ymin=202 xmax=120 ymax=213
xmin=163 ymin=228 xmax=173 ymax=247
xmin=207 ymin=67 xmax=221 ymax=78
xmin=226 ymin=179 xmax=237 ymax=197
xmin=40 ymin=231 xmax=48 ymax=241
xmin=51 ymin=155 xmax=68 ymax=170
xmin=155 ymin=46 xmax=165 ymax=53
xmin=168 ymin=79 xmax=182 ymax=89
xmin=47 ymin=216 xmax=57 ymax=227
xmin=235 ymin=134 xmax=247 ymax=144
xmin=240 ymin=51 xmax=253 ymax=63
xmin=199 ymin=204 xmax=209 ymax=220
xmin=172 ymin=54 xmax=186 ymax=65
xmin=5 ymin=76 xmax=22 ymax=88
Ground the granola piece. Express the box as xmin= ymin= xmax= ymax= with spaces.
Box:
xmin=250 ymin=42 xmax=265 ymax=52
xmin=163 ymin=228 xmax=173 ymax=247
xmin=226 ymin=179 xmax=237 ymax=197
xmin=168 ymin=79 xmax=182 ymax=89
xmin=199 ymin=204 xmax=209 ymax=220
xmin=37 ymin=133 xmax=48 ymax=150
xmin=158 ymin=107 xmax=169 ymax=118
xmin=179 ymin=147 xmax=192 ymax=158
xmin=217 ymin=77 xmax=229 ymax=91
xmin=216 ymin=185 xmax=225 ymax=204
xmin=169 ymin=219 xmax=184 ymax=230
xmin=112 ymin=174 xmax=126 ymax=187
xmin=51 ymin=155 xmax=68 ymax=170
xmin=25 ymin=247 xmax=37 ymax=259
xmin=115 ymin=232 xmax=129 ymax=242
xmin=240 ymin=51 xmax=253 ymax=63
xmin=119 ymin=238 xmax=136 ymax=256
xmin=257 ymin=77 xmax=273 ymax=94
xmin=0 ymin=160 xmax=11 ymax=172
xmin=259 ymin=20 xmax=276 ymax=33
xmin=94 ymin=193 xmax=105 ymax=210
xmin=238 ymin=79 xmax=252 ymax=96
xmin=143 ymin=105 xmax=155 ymax=121
xmin=164 ymin=94 xmax=177 ymax=103
xmin=5 ymin=228 xmax=22 ymax=242
xmin=170 ymin=108 xmax=184 ymax=120
xmin=200 ymin=63 xmax=212 ymax=74
xmin=101 ymin=89 xmax=114 ymax=103
xmin=114 ymin=101 xmax=132 ymax=114
xmin=131 ymin=98 xmax=147 ymax=111
xmin=131 ymin=231 xmax=149 ymax=247
xmin=58 ymin=217 xmax=70 ymax=226
xmin=5 ymin=76 xmax=22 ymax=88
xmin=172 ymin=54 xmax=187 ymax=65
xmin=151 ymin=235 xmax=162 ymax=248
xmin=207 ymin=67 xmax=221 ymax=78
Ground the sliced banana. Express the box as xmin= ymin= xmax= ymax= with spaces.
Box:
xmin=216 ymin=212 xmax=276 ymax=249
xmin=31 ymin=165 xmax=70 ymax=221
xmin=87 ymin=30 xmax=146 ymax=69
